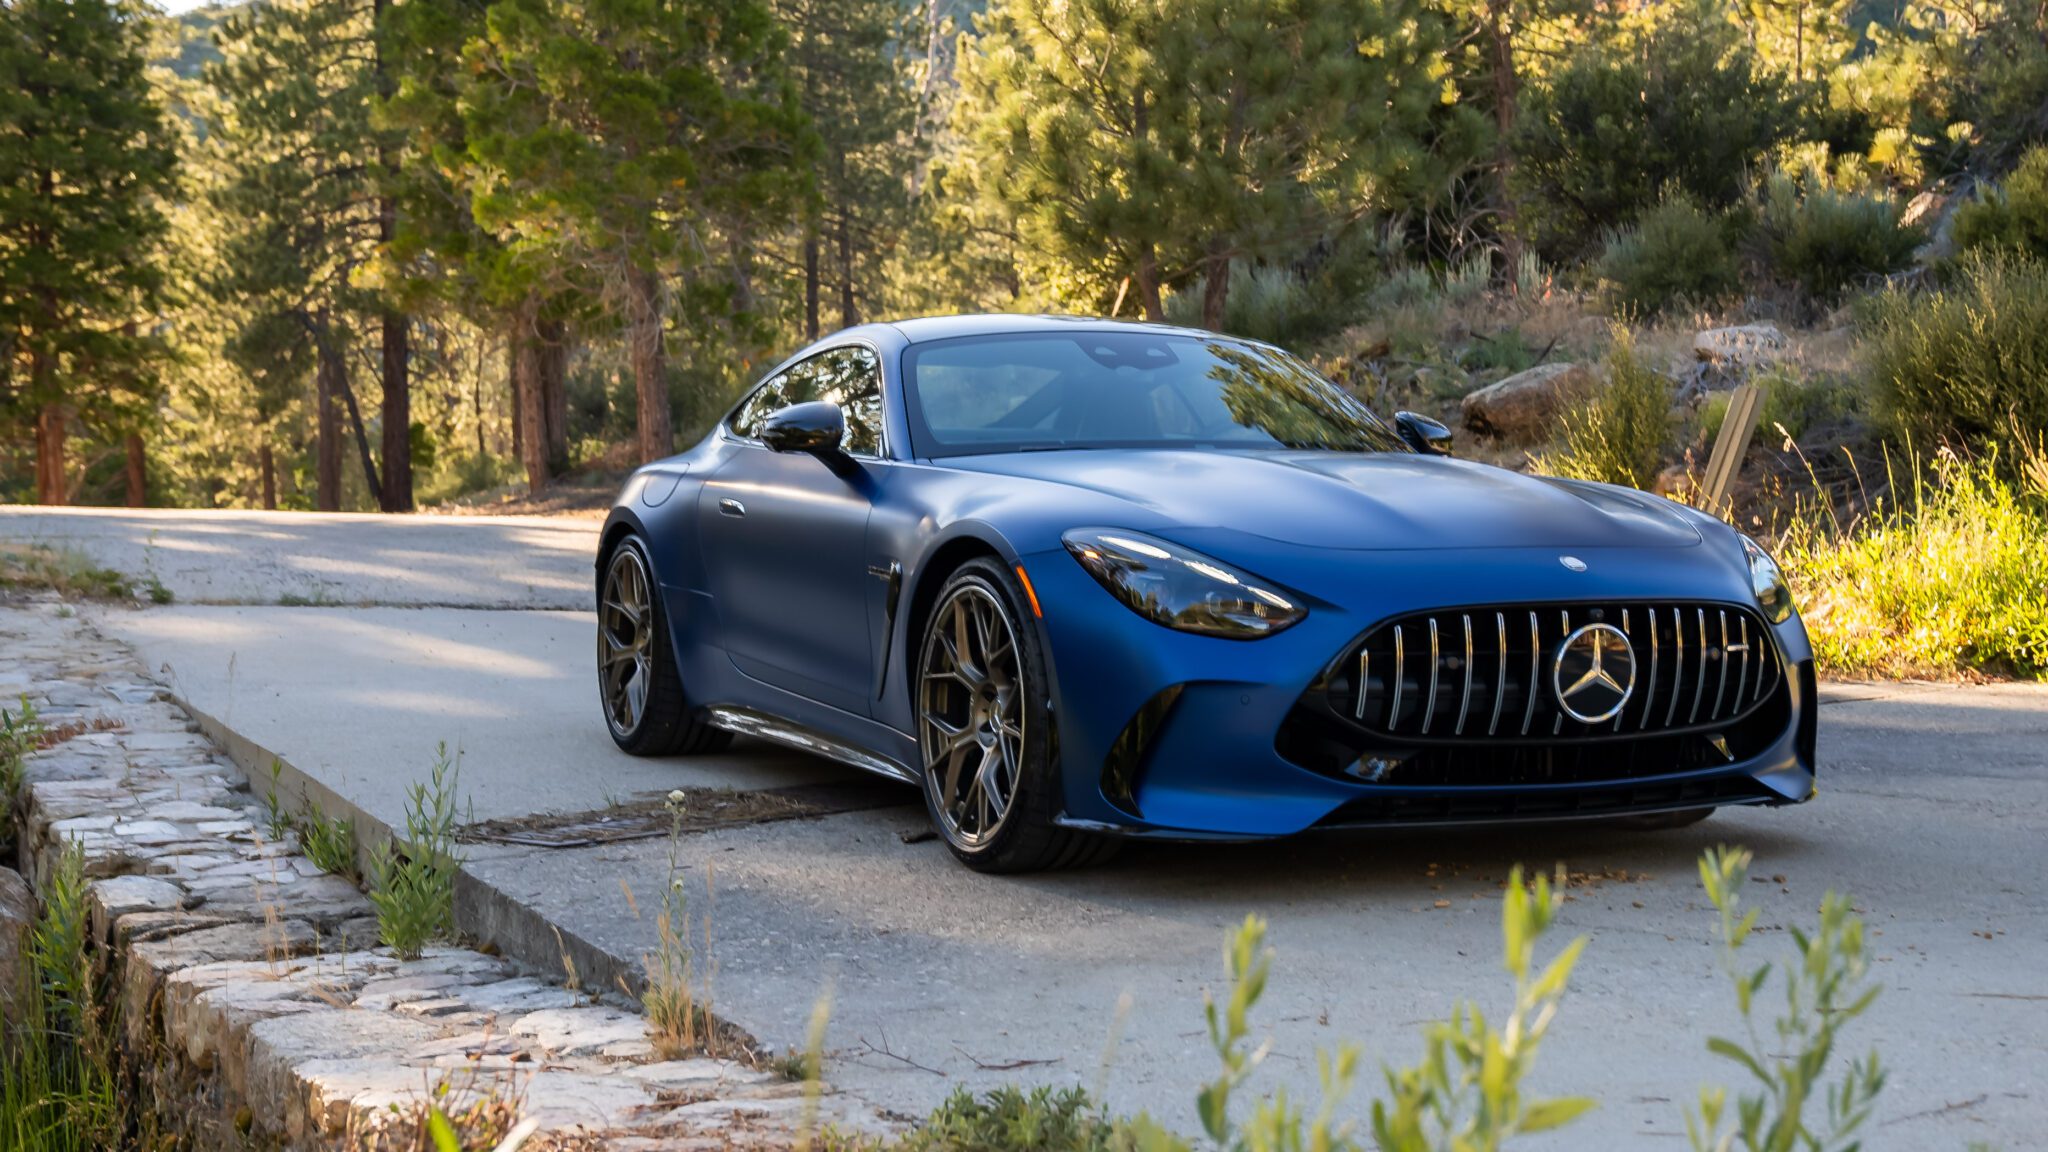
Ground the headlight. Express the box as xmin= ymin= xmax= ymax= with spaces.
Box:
xmin=1062 ymin=528 xmax=1305 ymax=639
xmin=1742 ymin=534 xmax=1794 ymax=623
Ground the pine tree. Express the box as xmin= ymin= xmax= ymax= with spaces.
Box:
xmin=461 ymin=0 xmax=814 ymax=465
xmin=775 ymin=0 xmax=923 ymax=338
xmin=0 ymin=0 xmax=177 ymax=505
xmin=201 ymin=0 xmax=418 ymax=514
xmin=956 ymin=0 xmax=1453 ymax=327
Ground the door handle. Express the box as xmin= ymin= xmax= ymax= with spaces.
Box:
xmin=718 ymin=498 xmax=746 ymax=518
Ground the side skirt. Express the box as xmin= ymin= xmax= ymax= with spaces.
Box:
xmin=704 ymin=705 xmax=921 ymax=787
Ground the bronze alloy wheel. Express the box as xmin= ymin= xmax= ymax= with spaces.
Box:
xmin=917 ymin=579 xmax=1027 ymax=850
xmin=599 ymin=545 xmax=656 ymax=738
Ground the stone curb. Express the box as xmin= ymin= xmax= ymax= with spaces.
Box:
xmin=2 ymin=599 xmax=886 ymax=1149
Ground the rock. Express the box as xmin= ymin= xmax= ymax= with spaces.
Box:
xmin=89 ymin=873 xmax=187 ymax=942
xmin=1459 ymin=362 xmax=1587 ymax=441
xmin=0 ymin=867 xmax=34 ymax=1018
xmin=1692 ymin=324 xmax=1788 ymax=369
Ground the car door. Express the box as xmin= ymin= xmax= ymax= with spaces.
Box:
xmin=699 ymin=345 xmax=886 ymax=717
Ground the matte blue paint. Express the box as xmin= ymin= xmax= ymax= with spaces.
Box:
xmin=600 ymin=316 xmax=1815 ymax=840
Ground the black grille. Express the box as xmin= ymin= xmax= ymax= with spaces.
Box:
xmin=1324 ymin=601 xmax=1781 ymax=743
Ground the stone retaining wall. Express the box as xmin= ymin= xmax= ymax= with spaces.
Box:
xmin=1 ymin=599 xmax=880 ymax=1149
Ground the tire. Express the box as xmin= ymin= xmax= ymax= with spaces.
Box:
xmin=1607 ymin=807 xmax=1715 ymax=831
xmin=598 ymin=536 xmax=731 ymax=757
xmin=913 ymin=558 xmax=1119 ymax=873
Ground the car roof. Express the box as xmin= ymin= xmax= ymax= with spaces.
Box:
xmin=880 ymin=313 xmax=1226 ymax=345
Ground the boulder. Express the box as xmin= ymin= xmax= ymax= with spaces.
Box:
xmin=1 ymin=867 xmax=34 ymax=1019
xmin=1692 ymin=324 xmax=1788 ymax=369
xmin=1460 ymin=362 xmax=1586 ymax=441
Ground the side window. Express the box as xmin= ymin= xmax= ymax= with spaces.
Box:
xmin=727 ymin=345 xmax=886 ymax=457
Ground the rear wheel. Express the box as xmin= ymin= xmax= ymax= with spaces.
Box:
xmin=915 ymin=559 xmax=1118 ymax=873
xmin=599 ymin=536 xmax=731 ymax=757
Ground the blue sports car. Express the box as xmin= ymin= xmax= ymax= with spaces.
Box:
xmin=597 ymin=316 xmax=1815 ymax=872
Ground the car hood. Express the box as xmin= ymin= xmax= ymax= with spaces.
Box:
xmin=943 ymin=449 xmax=1702 ymax=551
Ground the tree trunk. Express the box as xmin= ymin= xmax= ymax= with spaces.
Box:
xmin=125 ymin=434 xmax=146 ymax=507
xmin=259 ymin=443 xmax=277 ymax=511
xmin=1135 ymin=247 xmax=1165 ymax=321
xmin=379 ymin=311 xmax=412 ymax=512
xmin=1486 ymin=0 xmax=1525 ymax=277
xmin=1131 ymin=87 xmax=1164 ymax=322
xmin=34 ymin=401 xmax=66 ymax=506
xmin=538 ymin=316 xmax=568 ymax=475
xmin=837 ymin=210 xmax=856 ymax=329
xmin=506 ymin=332 xmax=524 ymax=466
xmin=326 ymin=334 xmax=383 ymax=503
xmin=372 ymin=0 xmax=411 ymax=512
xmin=1201 ymin=245 xmax=1231 ymax=332
xmin=804 ymin=229 xmax=821 ymax=340
xmin=512 ymin=302 xmax=548 ymax=495
xmin=626 ymin=265 xmax=673 ymax=465
xmin=315 ymin=325 xmax=343 ymax=512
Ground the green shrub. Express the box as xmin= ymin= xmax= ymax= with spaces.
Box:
xmin=1864 ymin=252 xmax=2048 ymax=455
xmin=1542 ymin=333 xmax=1674 ymax=489
xmin=417 ymin=450 xmax=521 ymax=507
xmin=1759 ymin=179 xmax=1921 ymax=306
xmin=369 ymin=744 xmax=465 ymax=959
xmin=891 ymin=1087 xmax=1113 ymax=1152
xmin=1514 ymin=22 xmax=1800 ymax=259
xmin=1164 ymin=262 xmax=1355 ymax=347
xmin=1 ymin=697 xmax=40 ymax=849
xmin=1597 ymin=197 xmax=1743 ymax=316
xmin=1777 ymin=454 xmax=2048 ymax=678
xmin=1698 ymin=369 xmax=1865 ymax=446
xmin=1953 ymin=145 xmax=2048 ymax=264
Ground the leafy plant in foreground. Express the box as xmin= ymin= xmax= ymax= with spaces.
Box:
xmin=369 ymin=744 xmax=464 ymax=960
xmin=1686 ymin=847 xmax=1885 ymax=1152
xmin=0 ymin=846 xmax=122 ymax=1152
xmin=1 ymin=697 xmax=46 ymax=850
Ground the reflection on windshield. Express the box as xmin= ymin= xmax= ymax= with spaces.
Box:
xmin=904 ymin=331 xmax=1408 ymax=457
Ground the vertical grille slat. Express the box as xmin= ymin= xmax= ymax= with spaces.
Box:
xmin=1390 ymin=625 xmax=1406 ymax=731
xmin=1520 ymin=611 xmax=1540 ymax=736
xmin=1421 ymin=618 xmax=1440 ymax=735
xmin=1688 ymin=609 xmax=1708 ymax=724
xmin=1615 ymin=608 xmax=1632 ymax=732
xmin=1713 ymin=610 xmax=1731 ymax=720
xmin=1640 ymin=606 xmax=1660 ymax=731
xmin=1338 ymin=600 xmax=1782 ymax=744
xmin=1455 ymin=615 xmax=1475 ymax=736
xmin=1666 ymin=606 xmax=1685 ymax=728
xmin=1488 ymin=612 xmax=1507 ymax=736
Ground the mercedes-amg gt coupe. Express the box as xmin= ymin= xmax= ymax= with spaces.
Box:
xmin=595 ymin=315 xmax=1815 ymax=872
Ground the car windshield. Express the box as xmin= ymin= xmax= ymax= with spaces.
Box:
xmin=901 ymin=331 xmax=1409 ymax=457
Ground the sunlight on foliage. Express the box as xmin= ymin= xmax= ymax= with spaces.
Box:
xmin=1777 ymin=453 xmax=2048 ymax=678
xmin=369 ymin=744 xmax=464 ymax=959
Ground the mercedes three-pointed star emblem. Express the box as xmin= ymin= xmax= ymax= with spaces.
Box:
xmin=1552 ymin=622 xmax=1637 ymax=724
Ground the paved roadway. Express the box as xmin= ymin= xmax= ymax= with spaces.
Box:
xmin=3 ymin=507 xmax=2042 ymax=1148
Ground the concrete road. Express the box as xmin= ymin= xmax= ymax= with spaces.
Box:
xmin=6 ymin=507 xmax=2043 ymax=1148
xmin=0 ymin=506 xmax=599 ymax=608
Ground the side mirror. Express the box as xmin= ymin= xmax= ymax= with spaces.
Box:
xmin=759 ymin=401 xmax=847 ymax=459
xmin=1394 ymin=411 xmax=1454 ymax=456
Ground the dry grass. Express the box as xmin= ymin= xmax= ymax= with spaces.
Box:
xmin=0 ymin=546 xmax=130 ymax=600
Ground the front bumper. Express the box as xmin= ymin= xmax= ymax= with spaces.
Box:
xmin=1020 ymin=541 xmax=1817 ymax=839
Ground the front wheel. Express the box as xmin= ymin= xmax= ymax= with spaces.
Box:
xmin=914 ymin=559 xmax=1117 ymax=873
xmin=598 ymin=536 xmax=730 ymax=757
